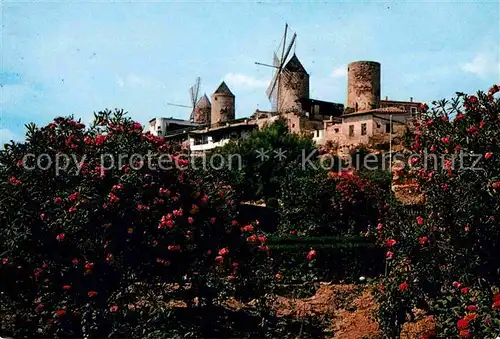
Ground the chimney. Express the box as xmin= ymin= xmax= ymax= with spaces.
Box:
xmin=410 ymin=97 xmax=413 ymax=102
xmin=385 ymin=96 xmax=388 ymax=100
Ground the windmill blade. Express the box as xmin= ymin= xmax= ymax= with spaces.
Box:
xmin=281 ymin=33 xmax=297 ymax=67
xmin=280 ymin=23 xmax=288 ymax=64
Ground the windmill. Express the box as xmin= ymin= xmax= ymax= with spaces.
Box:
xmin=167 ymin=77 xmax=201 ymax=122
xmin=255 ymin=23 xmax=297 ymax=112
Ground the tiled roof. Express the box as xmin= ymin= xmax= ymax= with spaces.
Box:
xmin=214 ymin=81 xmax=234 ymax=96
xmin=284 ymin=54 xmax=307 ymax=73
xmin=196 ymin=94 xmax=211 ymax=108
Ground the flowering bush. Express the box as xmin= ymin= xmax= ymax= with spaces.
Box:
xmin=0 ymin=110 xmax=275 ymax=337
xmin=377 ymin=85 xmax=500 ymax=337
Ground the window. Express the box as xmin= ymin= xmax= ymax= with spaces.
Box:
xmin=349 ymin=125 xmax=354 ymax=137
xmin=292 ymin=123 xmax=295 ymax=128
xmin=385 ymin=123 xmax=393 ymax=133
xmin=313 ymin=105 xmax=320 ymax=115
xmin=411 ymin=107 xmax=417 ymax=116
xmin=361 ymin=123 xmax=367 ymax=136
xmin=334 ymin=128 xmax=339 ymax=133
xmin=355 ymin=103 xmax=358 ymax=112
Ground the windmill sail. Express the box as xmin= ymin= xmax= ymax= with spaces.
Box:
xmin=265 ymin=25 xmax=297 ymax=112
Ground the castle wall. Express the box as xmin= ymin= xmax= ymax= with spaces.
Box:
xmin=347 ymin=61 xmax=381 ymax=111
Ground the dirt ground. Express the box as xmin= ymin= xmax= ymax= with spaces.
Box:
xmin=272 ymin=283 xmax=436 ymax=339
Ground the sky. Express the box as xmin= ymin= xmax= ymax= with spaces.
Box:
xmin=1 ymin=0 xmax=499 ymax=145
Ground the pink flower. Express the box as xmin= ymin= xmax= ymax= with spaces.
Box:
xmin=441 ymin=137 xmax=449 ymax=144
xmin=218 ymin=248 xmax=229 ymax=256
xmin=386 ymin=239 xmax=397 ymax=247
xmin=9 ymin=176 xmax=21 ymax=185
xmin=56 ymin=233 xmax=65 ymax=241
xmin=453 ymin=281 xmax=462 ymax=288
xmin=187 ymin=217 xmax=194 ymax=224
xmin=2 ymin=258 xmax=9 ymax=265
xmin=109 ymin=305 xmax=119 ymax=312
xmin=68 ymin=207 xmax=77 ymax=213
xmin=377 ymin=223 xmax=383 ymax=230
xmin=485 ymin=152 xmax=493 ymax=160
xmin=306 ymin=249 xmax=317 ymax=261
xmin=461 ymin=287 xmax=469 ymax=294
xmin=416 ymin=216 xmax=424 ymax=225
xmin=68 ymin=192 xmax=80 ymax=201
xmin=215 ymin=256 xmax=224 ymax=263
xmin=386 ymin=251 xmax=393 ymax=259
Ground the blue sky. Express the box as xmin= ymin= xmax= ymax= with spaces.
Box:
xmin=1 ymin=0 xmax=499 ymax=145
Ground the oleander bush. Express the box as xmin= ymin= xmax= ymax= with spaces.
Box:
xmin=376 ymin=85 xmax=500 ymax=338
xmin=0 ymin=110 xmax=281 ymax=338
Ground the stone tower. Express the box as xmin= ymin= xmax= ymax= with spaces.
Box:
xmin=277 ymin=54 xmax=310 ymax=112
xmin=346 ymin=61 xmax=381 ymax=112
xmin=193 ymin=94 xmax=211 ymax=124
xmin=211 ymin=81 xmax=235 ymax=124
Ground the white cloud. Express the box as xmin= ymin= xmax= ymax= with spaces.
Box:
xmin=0 ymin=128 xmax=19 ymax=146
xmin=331 ymin=66 xmax=347 ymax=78
xmin=223 ymin=73 xmax=268 ymax=90
xmin=461 ymin=50 xmax=500 ymax=79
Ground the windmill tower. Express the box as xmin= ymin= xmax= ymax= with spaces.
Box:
xmin=167 ymin=77 xmax=202 ymax=122
xmin=256 ymin=24 xmax=308 ymax=113
xmin=211 ymin=81 xmax=235 ymax=124
xmin=193 ymin=94 xmax=211 ymax=124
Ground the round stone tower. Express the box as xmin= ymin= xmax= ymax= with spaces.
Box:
xmin=193 ymin=94 xmax=211 ymax=124
xmin=211 ymin=81 xmax=235 ymax=124
xmin=278 ymin=54 xmax=310 ymax=112
xmin=346 ymin=61 xmax=381 ymax=112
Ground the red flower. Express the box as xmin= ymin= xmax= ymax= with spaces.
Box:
xmin=377 ymin=223 xmax=383 ymax=230
xmin=218 ymin=248 xmax=229 ymax=256
xmin=68 ymin=207 xmax=77 ymax=213
xmin=306 ymin=249 xmax=317 ymax=261
xmin=88 ymin=291 xmax=97 ymax=297
xmin=419 ymin=236 xmax=428 ymax=245
xmin=95 ymin=134 xmax=107 ymax=146
xmin=399 ymin=281 xmax=409 ymax=292
xmin=109 ymin=305 xmax=119 ymax=312
xmin=467 ymin=126 xmax=479 ymax=134
xmin=258 ymin=245 xmax=270 ymax=252
xmin=241 ymin=225 xmax=254 ymax=232
xmin=187 ymin=217 xmax=194 ymax=224
xmin=56 ymin=233 xmax=65 ymax=241
xmin=457 ymin=318 xmax=470 ymax=330
xmin=466 ymin=305 xmax=478 ymax=311
xmin=468 ymin=95 xmax=478 ymax=104
xmin=55 ymin=309 xmax=67 ymax=317
xmin=227 ymin=275 xmax=235 ymax=281
xmin=455 ymin=145 xmax=461 ymax=152
xmin=480 ymin=121 xmax=486 ymax=128
xmin=275 ymin=273 xmax=282 ymax=279
xmin=441 ymin=137 xmax=449 ymax=144
xmin=455 ymin=113 xmax=465 ymax=121
xmin=231 ymin=220 xmax=238 ymax=226
xmin=416 ymin=216 xmax=424 ymax=225
xmin=2 ymin=258 xmax=8 ymax=265
xmin=459 ymin=329 xmax=470 ymax=338
xmin=62 ymin=285 xmax=71 ymax=290
xmin=386 ymin=239 xmax=397 ymax=247
xmin=258 ymin=235 xmax=267 ymax=243
xmin=215 ymin=256 xmax=224 ymax=263
xmin=167 ymin=245 xmax=181 ymax=251
xmin=68 ymin=192 xmax=80 ymax=201
xmin=485 ymin=152 xmax=493 ymax=160
xmin=386 ymin=251 xmax=393 ymax=259
xmin=210 ymin=217 xmax=216 ymax=224
xmin=35 ymin=303 xmax=44 ymax=312
xmin=16 ymin=159 xmax=24 ymax=167
xmin=85 ymin=262 xmax=94 ymax=270
xmin=461 ymin=287 xmax=469 ymax=294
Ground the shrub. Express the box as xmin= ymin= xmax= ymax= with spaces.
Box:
xmin=377 ymin=85 xmax=500 ymax=337
xmin=0 ymin=110 xmax=275 ymax=337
